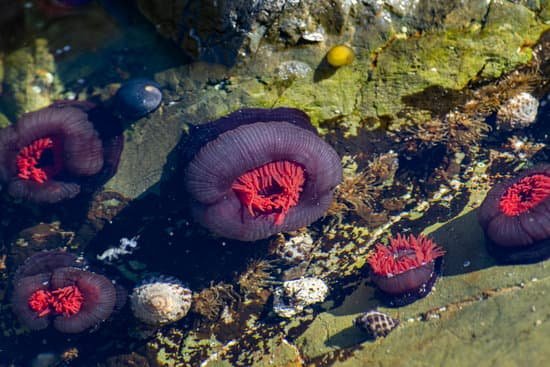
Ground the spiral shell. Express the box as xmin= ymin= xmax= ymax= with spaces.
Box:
xmin=130 ymin=276 xmax=192 ymax=326
xmin=354 ymin=310 xmax=399 ymax=339
xmin=496 ymin=92 xmax=539 ymax=131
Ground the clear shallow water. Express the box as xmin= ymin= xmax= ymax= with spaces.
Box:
xmin=0 ymin=1 xmax=549 ymax=366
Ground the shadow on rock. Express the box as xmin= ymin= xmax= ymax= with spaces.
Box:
xmin=429 ymin=209 xmax=497 ymax=277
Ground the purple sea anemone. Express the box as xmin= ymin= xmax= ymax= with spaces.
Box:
xmin=0 ymin=103 xmax=118 ymax=203
xmin=477 ymin=164 xmax=550 ymax=263
xmin=11 ymin=250 xmax=117 ymax=333
xmin=183 ymin=108 xmax=342 ymax=241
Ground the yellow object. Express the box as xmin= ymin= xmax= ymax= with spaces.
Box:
xmin=326 ymin=45 xmax=354 ymax=67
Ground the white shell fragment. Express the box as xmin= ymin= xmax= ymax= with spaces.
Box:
xmin=273 ymin=277 xmax=328 ymax=318
xmin=130 ymin=276 xmax=192 ymax=326
xmin=496 ymin=92 xmax=540 ymax=131
xmin=272 ymin=232 xmax=315 ymax=265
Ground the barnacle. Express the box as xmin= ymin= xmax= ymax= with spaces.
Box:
xmin=464 ymin=70 xmax=540 ymax=116
xmin=237 ymin=259 xmax=275 ymax=299
xmin=330 ymin=153 xmax=398 ymax=221
xmin=192 ymin=282 xmax=239 ymax=321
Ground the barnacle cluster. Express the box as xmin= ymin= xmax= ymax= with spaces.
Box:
xmin=192 ymin=282 xmax=239 ymax=321
xmin=406 ymin=110 xmax=490 ymax=154
xmin=237 ymin=260 xmax=275 ymax=299
xmin=272 ymin=277 xmax=328 ymax=318
xmin=463 ymin=70 xmax=540 ymax=117
xmin=330 ymin=152 xmax=399 ymax=223
xmin=269 ymin=231 xmax=315 ymax=265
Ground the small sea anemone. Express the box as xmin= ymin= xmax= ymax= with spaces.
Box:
xmin=130 ymin=276 xmax=192 ymax=326
xmin=477 ymin=164 xmax=550 ymax=263
xmin=496 ymin=92 xmax=540 ymax=131
xmin=368 ymin=234 xmax=445 ymax=306
xmin=183 ymin=108 xmax=342 ymax=241
xmin=0 ymin=104 xmax=104 ymax=203
xmin=11 ymin=250 xmax=117 ymax=333
xmin=326 ymin=45 xmax=354 ymax=67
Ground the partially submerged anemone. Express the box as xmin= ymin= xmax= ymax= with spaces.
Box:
xmin=478 ymin=164 xmax=550 ymax=263
xmin=11 ymin=250 xmax=117 ymax=333
xmin=183 ymin=108 xmax=342 ymax=241
xmin=368 ymin=234 xmax=445 ymax=306
xmin=0 ymin=103 xmax=122 ymax=203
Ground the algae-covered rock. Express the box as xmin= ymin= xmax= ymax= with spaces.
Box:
xmin=2 ymin=38 xmax=63 ymax=119
xmin=144 ymin=0 xmax=548 ymax=136
xmin=103 ymin=103 xmax=183 ymax=199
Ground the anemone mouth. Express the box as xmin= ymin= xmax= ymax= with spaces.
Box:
xmin=232 ymin=160 xmax=306 ymax=225
xmin=368 ymin=234 xmax=445 ymax=277
xmin=27 ymin=284 xmax=84 ymax=318
xmin=499 ymin=173 xmax=550 ymax=216
xmin=16 ymin=135 xmax=64 ymax=184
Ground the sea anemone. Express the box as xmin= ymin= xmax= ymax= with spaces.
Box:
xmin=183 ymin=108 xmax=342 ymax=241
xmin=477 ymin=164 xmax=550 ymax=263
xmin=368 ymin=234 xmax=445 ymax=306
xmin=130 ymin=276 xmax=192 ymax=326
xmin=326 ymin=45 xmax=354 ymax=67
xmin=0 ymin=104 xmax=110 ymax=203
xmin=11 ymin=250 xmax=117 ymax=333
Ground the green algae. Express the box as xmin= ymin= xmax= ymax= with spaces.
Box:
xmin=1 ymin=39 xmax=63 ymax=120
xmin=241 ymin=1 xmax=548 ymax=133
xmin=331 ymin=276 xmax=550 ymax=367
xmin=360 ymin=1 xmax=545 ymax=125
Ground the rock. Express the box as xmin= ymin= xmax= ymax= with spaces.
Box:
xmin=273 ymin=277 xmax=328 ymax=318
xmin=1 ymin=39 xmax=63 ymax=119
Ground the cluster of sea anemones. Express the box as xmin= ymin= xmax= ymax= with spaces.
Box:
xmin=11 ymin=250 xmax=117 ymax=333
